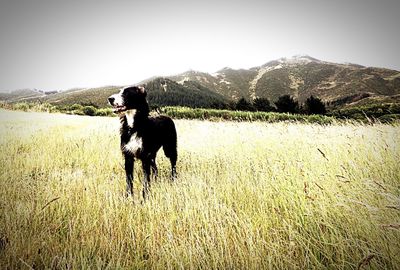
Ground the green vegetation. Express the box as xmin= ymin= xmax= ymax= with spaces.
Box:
xmin=329 ymin=103 xmax=400 ymax=122
xmin=0 ymin=110 xmax=399 ymax=269
xmin=160 ymin=107 xmax=335 ymax=124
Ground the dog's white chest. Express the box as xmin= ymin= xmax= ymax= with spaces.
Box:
xmin=123 ymin=134 xmax=143 ymax=157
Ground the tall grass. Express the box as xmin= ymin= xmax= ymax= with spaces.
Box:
xmin=0 ymin=109 xmax=399 ymax=269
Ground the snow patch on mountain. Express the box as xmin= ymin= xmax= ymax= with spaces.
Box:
xmin=278 ymin=55 xmax=318 ymax=66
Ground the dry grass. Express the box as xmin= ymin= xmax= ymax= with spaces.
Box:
xmin=0 ymin=109 xmax=399 ymax=269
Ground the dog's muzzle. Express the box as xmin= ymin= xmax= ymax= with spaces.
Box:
xmin=108 ymin=96 xmax=126 ymax=113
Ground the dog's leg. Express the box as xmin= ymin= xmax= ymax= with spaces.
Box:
xmin=171 ymin=160 xmax=177 ymax=181
xmin=150 ymin=157 xmax=158 ymax=180
xmin=124 ymin=153 xmax=134 ymax=197
xmin=169 ymin=152 xmax=177 ymax=181
xmin=163 ymin=145 xmax=177 ymax=181
xmin=141 ymin=159 xmax=151 ymax=200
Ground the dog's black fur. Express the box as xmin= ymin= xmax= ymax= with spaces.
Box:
xmin=108 ymin=86 xmax=177 ymax=199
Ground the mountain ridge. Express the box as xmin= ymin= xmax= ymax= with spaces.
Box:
xmin=1 ymin=55 xmax=399 ymax=109
xmin=169 ymin=55 xmax=400 ymax=106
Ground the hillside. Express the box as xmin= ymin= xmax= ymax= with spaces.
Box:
xmin=170 ymin=55 xmax=400 ymax=106
xmin=1 ymin=79 xmax=228 ymax=109
xmin=0 ymin=89 xmax=44 ymax=102
xmin=44 ymin=86 xmax=122 ymax=107
xmin=145 ymin=78 xmax=228 ymax=108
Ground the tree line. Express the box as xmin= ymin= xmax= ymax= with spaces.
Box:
xmin=234 ymin=95 xmax=327 ymax=115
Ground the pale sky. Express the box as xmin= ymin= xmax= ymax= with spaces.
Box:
xmin=0 ymin=0 xmax=399 ymax=92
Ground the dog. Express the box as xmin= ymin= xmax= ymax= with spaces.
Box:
xmin=108 ymin=85 xmax=177 ymax=199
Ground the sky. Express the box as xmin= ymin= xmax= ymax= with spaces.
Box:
xmin=0 ymin=0 xmax=399 ymax=92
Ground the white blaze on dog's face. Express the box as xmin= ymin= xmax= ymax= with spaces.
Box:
xmin=108 ymin=86 xmax=147 ymax=114
xmin=108 ymin=88 xmax=125 ymax=113
xmin=112 ymin=88 xmax=124 ymax=106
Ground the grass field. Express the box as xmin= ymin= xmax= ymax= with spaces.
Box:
xmin=0 ymin=109 xmax=399 ymax=269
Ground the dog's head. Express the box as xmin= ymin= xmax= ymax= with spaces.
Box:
xmin=108 ymin=86 xmax=147 ymax=113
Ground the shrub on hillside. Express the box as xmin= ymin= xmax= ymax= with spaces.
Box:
xmin=32 ymin=103 xmax=58 ymax=113
xmin=95 ymin=108 xmax=114 ymax=116
xmin=70 ymin=104 xmax=83 ymax=111
xmin=14 ymin=103 xmax=30 ymax=112
xmin=82 ymin=106 xmax=97 ymax=116
xmin=71 ymin=110 xmax=85 ymax=115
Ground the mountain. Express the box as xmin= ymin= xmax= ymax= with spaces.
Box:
xmin=170 ymin=55 xmax=400 ymax=107
xmin=2 ymin=55 xmax=399 ymax=109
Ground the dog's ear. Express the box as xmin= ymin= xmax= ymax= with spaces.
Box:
xmin=138 ymin=85 xmax=146 ymax=97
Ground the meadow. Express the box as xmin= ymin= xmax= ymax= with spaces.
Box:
xmin=0 ymin=109 xmax=399 ymax=269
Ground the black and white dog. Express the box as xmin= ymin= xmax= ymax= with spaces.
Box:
xmin=108 ymin=86 xmax=177 ymax=199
